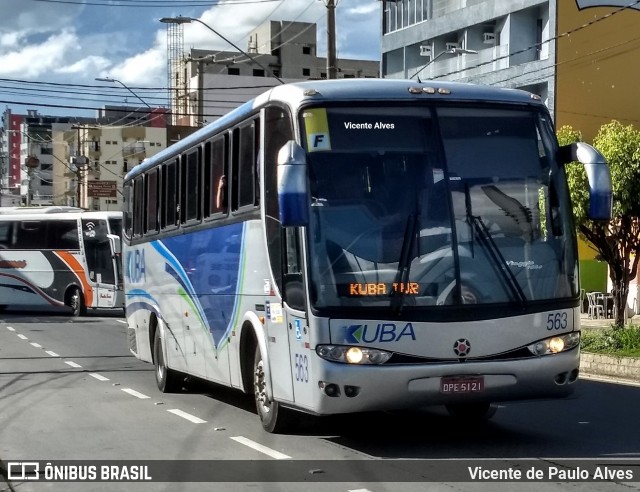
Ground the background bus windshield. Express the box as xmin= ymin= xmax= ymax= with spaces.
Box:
xmin=303 ymin=105 xmax=577 ymax=312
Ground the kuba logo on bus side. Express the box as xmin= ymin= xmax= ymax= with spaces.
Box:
xmin=339 ymin=323 xmax=416 ymax=344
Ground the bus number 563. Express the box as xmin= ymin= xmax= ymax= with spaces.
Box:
xmin=295 ymin=354 xmax=309 ymax=383
xmin=546 ymin=312 xmax=567 ymax=330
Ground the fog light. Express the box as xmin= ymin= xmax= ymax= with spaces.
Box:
xmin=549 ymin=337 xmax=565 ymax=353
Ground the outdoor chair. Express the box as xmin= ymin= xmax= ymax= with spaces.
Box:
xmin=587 ymin=292 xmax=604 ymax=319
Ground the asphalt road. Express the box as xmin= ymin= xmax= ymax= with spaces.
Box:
xmin=1 ymin=308 xmax=639 ymax=492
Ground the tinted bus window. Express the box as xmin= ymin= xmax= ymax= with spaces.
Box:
xmin=14 ymin=221 xmax=46 ymax=249
xmin=204 ymin=136 xmax=227 ymax=217
xmin=185 ymin=150 xmax=200 ymax=222
xmin=146 ymin=168 xmax=159 ymax=233
xmin=163 ymin=160 xmax=178 ymax=228
xmin=49 ymin=220 xmax=80 ymax=249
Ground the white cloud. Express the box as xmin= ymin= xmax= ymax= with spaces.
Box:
xmin=0 ymin=32 xmax=22 ymax=49
xmin=0 ymin=30 xmax=79 ymax=78
xmin=56 ymin=55 xmax=111 ymax=75
xmin=106 ymin=47 xmax=166 ymax=87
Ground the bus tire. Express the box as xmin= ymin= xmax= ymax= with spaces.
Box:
xmin=253 ymin=347 xmax=294 ymax=433
xmin=153 ymin=329 xmax=181 ymax=393
xmin=445 ymin=402 xmax=496 ymax=420
xmin=67 ymin=286 xmax=85 ymax=317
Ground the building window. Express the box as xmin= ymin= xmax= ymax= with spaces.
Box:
xmin=321 ymin=72 xmax=327 ymax=79
xmin=253 ymin=69 xmax=265 ymax=77
xmin=302 ymin=68 xmax=311 ymax=77
xmin=228 ymin=67 xmax=240 ymax=76
xmin=273 ymin=69 xmax=280 ymax=77
xmin=302 ymin=46 xmax=311 ymax=55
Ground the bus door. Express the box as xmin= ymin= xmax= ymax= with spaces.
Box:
xmin=82 ymin=219 xmax=118 ymax=308
xmin=281 ymin=228 xmax=314 ymax=406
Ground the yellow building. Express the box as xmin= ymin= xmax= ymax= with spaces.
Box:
xmin=556 ymin=1 xmax=640 ymax=141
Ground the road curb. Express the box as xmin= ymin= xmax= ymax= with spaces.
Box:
xmin=580 ymin=352 xmax=640 ymax=383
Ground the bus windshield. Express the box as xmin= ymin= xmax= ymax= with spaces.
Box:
xmin=303 ymin=104 xmax=577 ymax=312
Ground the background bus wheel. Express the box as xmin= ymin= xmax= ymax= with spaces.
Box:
xmin=153 ymin=329 xmax=181 ymax=393
xmin=254 ymin=347 xmax=293 ymax=433
xmin=446 ymin=402 xmax=496 ymax=420
xmin=67 ymin=287 xmax=85 ymax=317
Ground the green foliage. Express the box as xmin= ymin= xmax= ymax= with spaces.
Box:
xmin=558 ymin=121 xmax=640 ymax=327
xmin=581 ymin=326 xmax=640 ymax=357
xmin=593 ymin=121 xmax=640 ymax=217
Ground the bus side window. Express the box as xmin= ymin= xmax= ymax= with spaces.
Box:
xmin=0 ymin=222 xmax=12 ymax=248
xmin=204 ymin=135 xmax=228 ymax=218
xmin=181 ymin=149 xmax=201 ymax=224
xmin=145 ymin=168 xmax=159 ymax=234
xmin=133 ymin=176 xmax=144 ymax=237
xmin=264 ymin=106 xmax=294 ymax=296
xmin=232 ymin=118 xmax=259 ymax=212
xmin=284 ymin=228 xmax=305 ymax=311
xmin=162 ymin=159 xmax=178 ymax=228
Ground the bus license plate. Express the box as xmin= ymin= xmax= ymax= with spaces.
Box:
xmin=440 ymin=376 xmax=484 ymax=394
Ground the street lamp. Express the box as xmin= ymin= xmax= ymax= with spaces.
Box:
xmin=95 ymin=77 xmax=153 ymax=109
xmin=409 ymin=47 xmax=478 ymax=81
xmin=159 ymin=16 xmax=284 ymax=84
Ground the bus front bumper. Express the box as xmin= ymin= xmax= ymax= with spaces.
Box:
xmin=305 ymin=348 xmax=580 ymax=415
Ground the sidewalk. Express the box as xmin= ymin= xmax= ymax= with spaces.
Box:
xmin=579 ymin=313 xmax=640 ymax=329
xmin=578 ymin=313 xmax=640 ymax=383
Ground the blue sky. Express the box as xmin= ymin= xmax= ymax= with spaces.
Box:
xmin=0 ymin=0 xmax=381 ymax=117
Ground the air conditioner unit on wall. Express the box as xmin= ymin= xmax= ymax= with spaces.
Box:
xmin=419 ymin=45 xmax=432 ymax=57
xmin=483 ymin=32 xmax=496 ymax=44
xmin=445 ymin=42 xmax=460 ymax=51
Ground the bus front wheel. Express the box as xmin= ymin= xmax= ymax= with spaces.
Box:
xmin=153 ymin=329 xmax=181 ymax=393
xmin=66 ymin=287 xmax=85 ymax=317
xmin=253 ymin=347 xmax=294 ymax=433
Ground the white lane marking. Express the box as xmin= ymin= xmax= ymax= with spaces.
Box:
xmin=30 ymin=342 xmax=42 ymax=348
xmin=45 ymin=350 xmax=60 ymax=357
xmin=121 ymin=388 xmax=150 ymax=399
xmin=117 ymin=320 xmax=127 ymax=324
xmin=349 ymin=489 xmax=374 ymax=492
xmin=6 ymin=326 xmax=15 ymax=332
xmin=17 ymin=334 xmax=28 ymax=340
xmin=89 ymin=373 xmax=110 ymax=382
xmin=64 ymin=361 xmax=82 ymax=368
xmin=230 ymin=436 xmax=292 ymax=460
xmin=167 ymin=409 xmax=206 ymax=424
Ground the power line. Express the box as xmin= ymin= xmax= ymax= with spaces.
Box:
xmin=30 ymin=0 xmax=281 ymax=6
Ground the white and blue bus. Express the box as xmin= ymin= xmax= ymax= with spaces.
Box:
xmin=123 ymin=79 xmax=611 ymax=432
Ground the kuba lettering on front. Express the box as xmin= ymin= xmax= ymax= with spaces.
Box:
xmin=341 ymin=323 xmax=416 ymax=344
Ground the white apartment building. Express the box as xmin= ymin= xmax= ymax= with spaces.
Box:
xmin=381 ymin=0 xmax=555 ymax=112
xmin=174 ymin=20 xmax=380 ymax=126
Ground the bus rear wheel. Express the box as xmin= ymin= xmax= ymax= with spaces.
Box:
xmin=446 ymin=402 xmax=496 ymax=420
xmin=67 ymin=287 xmax=85 ymax=317
xmin=253 ymin=347 xmax=294 ymax=433
xmin=153 ymin=329 xmax=181 ymax=393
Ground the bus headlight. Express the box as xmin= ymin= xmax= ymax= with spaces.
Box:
xmin=316 ymin=345 xmax=392 ymax=364
xmin=527 ymin=332 xmax=580 ymax=356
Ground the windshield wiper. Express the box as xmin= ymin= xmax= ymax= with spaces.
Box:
xmin=465 ymin=184 xmax=527 ymax=307
xmin=390 ymin=212 xmax=419 ymax=314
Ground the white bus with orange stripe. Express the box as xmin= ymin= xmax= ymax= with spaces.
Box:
xmin=0 ymin=209 xmax=123 ymax=315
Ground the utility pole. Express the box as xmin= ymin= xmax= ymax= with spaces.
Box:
xmin=326 ymin=0 xmax=337 ymax=79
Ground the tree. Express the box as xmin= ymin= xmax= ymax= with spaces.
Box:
xmin=558 ymin=121 xmax=640 ymax=327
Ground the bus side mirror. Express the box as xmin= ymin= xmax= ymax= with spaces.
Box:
xmin=107 ymin=233 xmax=121 ymax=255
xmin=277 ymin=141 xmax=310 ymax=227
xmin=558 ymin=142 xmax=612 ymax=221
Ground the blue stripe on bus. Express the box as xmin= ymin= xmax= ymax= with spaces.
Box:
xmin=148 ymin=223 xmax=244 ymax=349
